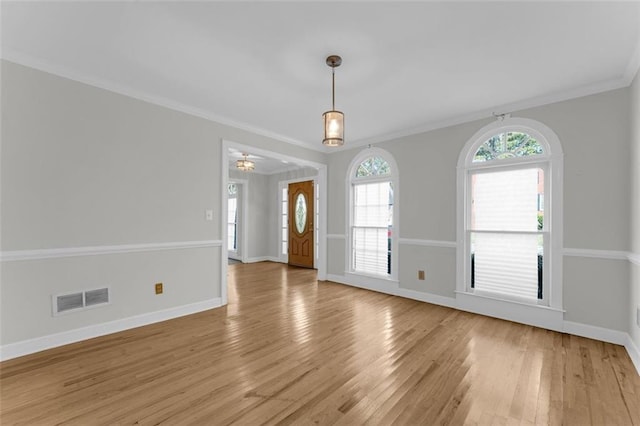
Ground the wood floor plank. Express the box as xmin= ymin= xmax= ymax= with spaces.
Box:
xmin=1 ymin=262 xmax=639 ymax=425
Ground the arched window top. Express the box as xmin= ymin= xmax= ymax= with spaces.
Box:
xmin=355 ymin=156 xmax=391 ymax=178
xmin=472 ymin=131 xmax=544 ymax=163
xmin=459 ymin=118 xmax=562 ymax=169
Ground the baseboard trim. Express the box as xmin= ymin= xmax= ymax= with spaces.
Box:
xmin=0 ymin=298 xmax=222 ymax=361
xmin=245 ymin=256 xmax=281 ymax=264
xmin=396 ymin=287 xmax=457 ymax=309
xmin=563 ymin=320 xmax=628 ymax=345
xmin=325 ymin=273 xmax=398 ymax=296
xmin=326 ymin=273 xmax=639 ymax=376
xmin=1 ymin=240 xmax=223 ymax=262
xmin=625 ymin=335 xmax=640 ymax=375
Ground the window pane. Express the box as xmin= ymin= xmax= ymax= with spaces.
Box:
xmin=282 ymin=242 xmax=288 ymax=254
xmin=227 ymin=224 xmax=236 ymax=250
xmin=352 ymin=180 xmax=392 ymax=276
xmin=354 ymin=182 xmax=392 ymax=227
xmin=472 ymin=132 xmax=543 ymax=163
xmin=353 ymin=227 xmax=388 ymax=276
xmin=472 ymin=232 xmax=542 ymax=300
xmin=355 ymin=157 xmax=391 ymax=178
xmin=282 ymin=214 xmax=287 ymax=228
xmin=471 ymin=168 xmax=542 ymax=232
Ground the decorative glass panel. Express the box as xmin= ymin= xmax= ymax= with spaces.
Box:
xmin=228 ymin=183 xmax=237 ymax=195
xmin=295 ymin=193 xmax=307 ymax=234
xmin=355 ymin=157 xmax=391 ymax=178
xmin=472 ymin=132 xmax=543 ymax=163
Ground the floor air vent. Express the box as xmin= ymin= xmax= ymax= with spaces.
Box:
xmin=53 ymin=287 xmax=110 ymax=315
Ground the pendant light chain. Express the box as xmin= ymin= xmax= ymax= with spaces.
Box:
xmin=332 ymin=66 xmax=336 ymax=111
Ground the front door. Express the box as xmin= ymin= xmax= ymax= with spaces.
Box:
xmin=288 ymin=180 xmax=314 ymax=268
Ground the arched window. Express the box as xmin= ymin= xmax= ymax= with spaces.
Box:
xmin=457 ymin=118 xmax=563 ymax=309
xmin=347 ymin=148 xmax=399 ymax=279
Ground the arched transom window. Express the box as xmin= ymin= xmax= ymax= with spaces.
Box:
xmin=458 ymin=119 xmax=563 ymax=309
xmin=348 ymin=149 xmax=398 ymax=279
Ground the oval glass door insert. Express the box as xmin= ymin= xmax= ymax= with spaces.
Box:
xmin=295 ymin=193 xmax=307 ymax=234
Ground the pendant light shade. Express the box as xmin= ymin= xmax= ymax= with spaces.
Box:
xmin=322 ymin=110 xmax=344 ymax=147
xmin=236 ymin=153 xmax=255 ymax=171
xmin=322 ymin=55 xmax=344 ymax=147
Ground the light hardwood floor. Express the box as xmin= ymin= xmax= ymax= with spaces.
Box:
xmin=1 ymin=262 xmax=639 ymax=425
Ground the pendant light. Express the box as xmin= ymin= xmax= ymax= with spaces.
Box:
xmin=322 ymin=55 xmax=344 ymax=147
xmin=236 ymin=153 xmax=255 ymax=171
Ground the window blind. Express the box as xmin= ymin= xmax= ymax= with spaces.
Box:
xmin=352 ymin=182 xmax=392 ymax=276
xmin=471 ymin=168 xmax=541 ymax=300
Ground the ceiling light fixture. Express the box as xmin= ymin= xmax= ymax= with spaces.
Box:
xmin=236 ymin=153 xmax=255 ymax=171
xmin=322 ymin=55 xmax=344 ymax=147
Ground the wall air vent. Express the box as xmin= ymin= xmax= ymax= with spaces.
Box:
xmin=56 ymin=293 xmax=84 ymax=313
xmin=85 ymin=288 xmax=109 ymax=306
xmin=53 ymin=287 xmax=110 ymax=316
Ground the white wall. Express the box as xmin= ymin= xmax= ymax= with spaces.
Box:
xmin=0 ymin=60 xmax=324 ymax=354
xmin=326 ymin=87 xmax=631 ymax=332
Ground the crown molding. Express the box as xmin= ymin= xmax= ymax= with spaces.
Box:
xmin=340 ymin=76 xmax=630 ymax=151
xmin=2 ymin=48 xmax=635 ymax=156
xmin=0 ymin=51 xmax=322 ymax=152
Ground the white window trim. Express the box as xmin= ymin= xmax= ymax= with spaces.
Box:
xmin=456 ymin=118 xmax=564 ymax=312
xmin=345 ymin=147 xmax=400 ymax=281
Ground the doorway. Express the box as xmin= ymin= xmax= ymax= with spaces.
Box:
xmin=221 ymin=140 xmax=328 ymax=306
xmin=288 ymin=180 xmax=314 ymax=268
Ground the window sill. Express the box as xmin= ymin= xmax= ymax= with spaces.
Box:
xmin=455 ymin=291 xmax=564 ymax=331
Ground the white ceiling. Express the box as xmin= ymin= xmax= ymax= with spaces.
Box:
xmin=2 ymin=2 xmax=639 ymax=152
xmin=228 ymin=148 xmax=309 ymax=175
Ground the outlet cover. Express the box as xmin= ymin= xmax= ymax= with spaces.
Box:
xmin=418 ymin=270 xmax=425 ymax=280
xmin=155 ymin=282 xmax=163 ymax=295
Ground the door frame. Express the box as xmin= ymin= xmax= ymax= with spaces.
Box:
xmin=227 ymin=178 xmax=248 ymax=263
xmin=220 ymin=139 xmax=328 ymax=305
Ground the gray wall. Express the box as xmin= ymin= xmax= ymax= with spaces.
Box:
xmin=229 ymin=169 xmax=270 ymax=260
xmin=1 ymin=57 xmax=637 ymax=353
xmin=630 ymin=70 xmax=640 ymax=350
xmin=326 ymin=88 xmax=631 ymax=332
xmin=0 ymin=60 xmax=324 ymax=345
